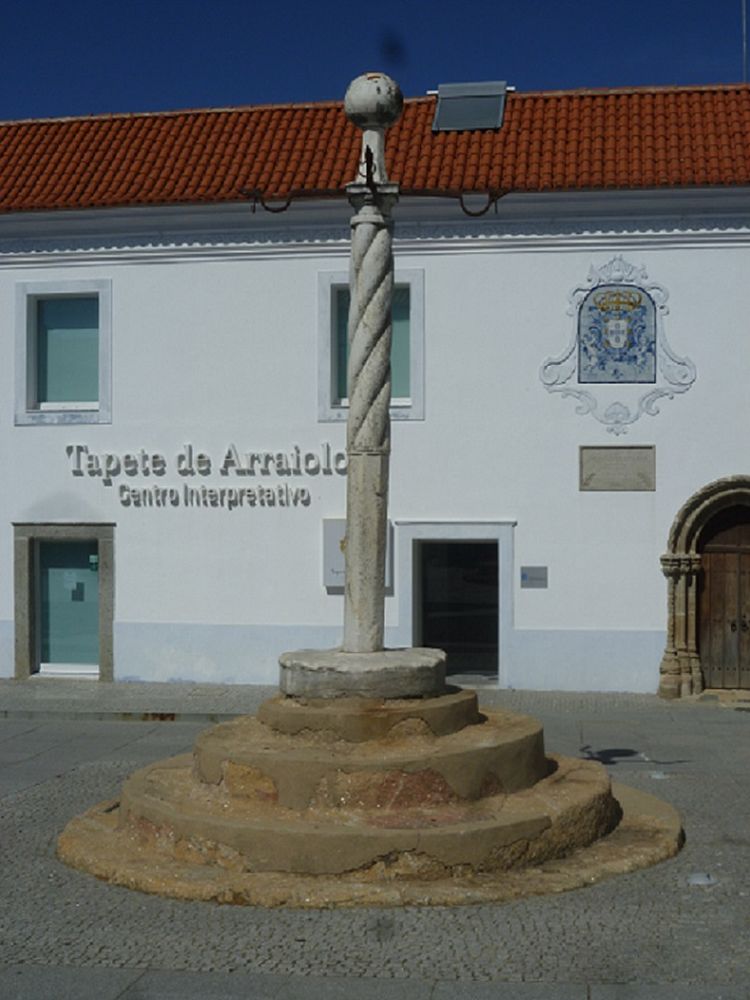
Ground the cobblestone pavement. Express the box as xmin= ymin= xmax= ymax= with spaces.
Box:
xmin=0 ymin=680 xmax=748 ymax=999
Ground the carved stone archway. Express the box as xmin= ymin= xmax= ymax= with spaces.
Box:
xmin=659 ymin=475 xmax=750 ymax=698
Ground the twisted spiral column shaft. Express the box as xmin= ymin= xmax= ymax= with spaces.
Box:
xmin=343 ymin=190 xmax=398 ymax=653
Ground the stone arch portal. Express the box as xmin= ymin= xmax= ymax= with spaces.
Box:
xmin=659 ymin=475 xmax=750 ymax=698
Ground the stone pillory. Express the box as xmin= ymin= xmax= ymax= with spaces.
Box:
xmin=55 ymin=73 xmax=685 ymax=908
xmin=279 ymin=72 xmax=446 ymax=699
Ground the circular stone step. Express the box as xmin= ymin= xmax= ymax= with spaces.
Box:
xmin=278 ymin=647 xmax=447 ymax=699
xmin=192 ymin=709 xmax=549 ymax=810
xmin=115 ymin=753 xmax=619 ymax=876
xmin=257 ymin=688 xmax=481 ymax=741
xmin=58 ymin=777 xmax=682 ymax=907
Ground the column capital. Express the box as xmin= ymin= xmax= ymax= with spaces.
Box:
xmin=660 ymin=554 xmax=683 ymax=579
xmin=346 ymin=182 xmax=400 ymax=218
xmin=682 ymin=554 xmax=702 ymax=575
xmin=661 ymin=552 xmax=701 ymax=578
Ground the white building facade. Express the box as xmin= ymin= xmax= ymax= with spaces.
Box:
xmin=2 ymin=90 xmax=750 ymax=696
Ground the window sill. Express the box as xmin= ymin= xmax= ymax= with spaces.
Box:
xmin=320 ymin=399 xmax=419 ymax=422
xmin=38 ymin=663 xmax=99 ymax=678
xmin=16 ymin=408 xmax=108 ymax=426
xmin=39 ymin=401 xmax=98 ymax=411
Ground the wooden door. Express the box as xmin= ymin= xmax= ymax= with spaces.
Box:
xmin=698 ymin=506 xmax=750 ymax=689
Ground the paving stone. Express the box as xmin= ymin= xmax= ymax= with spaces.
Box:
xmin=432 ymin=984 xmax=586 ymax=998
xmin=0 ymin=964 xmax=142 ymax=1000
xmin=119 ymin=968 xmax=282 ymax=998
xmin=274 ymin=975 xmax=433 ymax=999
xmin=591 ymin=986 xmax=749 ymax=999
xmin=0 ymin=688 xmax=747 ymax=996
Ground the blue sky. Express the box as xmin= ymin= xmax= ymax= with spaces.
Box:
xmin=3 ymin=0 xmax=747 ymax=121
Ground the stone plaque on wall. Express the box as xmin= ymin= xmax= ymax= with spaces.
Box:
xmin=579 ymin=446 xmax=655 ymax=491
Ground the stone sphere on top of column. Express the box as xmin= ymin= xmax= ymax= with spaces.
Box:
xmin=344 ymin=73 xmax=403 ymax=186
xmin=344 ymin=72 xmax=403 ymax=129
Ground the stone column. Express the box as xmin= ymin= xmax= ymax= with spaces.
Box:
xmin=674 ymin=555 xmax=702 ymax=697
xmin=658 ymin=554 xmax=682 ymax=699
xmin=674 ymin=561 xmax=689 ymax=696
xmin=342 ymin=184 xmax=398 ymax=652
xmin=659 ymin=552 xmax=704 ymax=699
xmin=341 ymin=73 xmax=402 ymax=653
xmin=685 ymin=554 xmax=703 ymax=695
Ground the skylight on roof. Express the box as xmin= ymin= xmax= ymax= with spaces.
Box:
xmin=432 ymin=81 xmax=507 ymax=132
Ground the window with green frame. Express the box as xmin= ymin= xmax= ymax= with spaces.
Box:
xmin=318 ymin=269 xmax=424 ymax=423
xmin=36 ymin=296 xmax=99 ymax=405
xmin=333 ymin=285 xmax=411 ymax=402
xmin=15 ymin=279 xmax=112 ymax=425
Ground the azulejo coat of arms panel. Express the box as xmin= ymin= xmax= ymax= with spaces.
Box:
xmin=540 ymin=256 xmax=696 ymax=434
xmin=578 ymin=284 xmax=656 ymax=384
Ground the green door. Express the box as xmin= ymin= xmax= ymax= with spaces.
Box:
xmin=38 ymin=541 xmax=99 ymax=674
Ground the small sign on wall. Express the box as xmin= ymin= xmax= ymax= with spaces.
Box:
xmin=323 ymin=519 xmax=393 ymax=590
xmin=521 ymin=566 xmax=548 ymax=589
xmin=580 ymin=446 xmax=656 ymax=491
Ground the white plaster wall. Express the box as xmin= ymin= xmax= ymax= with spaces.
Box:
xmin=396 ymin=239 xmax=748 ymax=634
xmin=1 ymin=196 xmax=748 ymax=689
xmin=2 ymin=255 xmax=350 ymax=626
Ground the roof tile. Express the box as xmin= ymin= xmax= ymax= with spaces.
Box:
xmin=1 ymin=83 xmax=749 ymax=214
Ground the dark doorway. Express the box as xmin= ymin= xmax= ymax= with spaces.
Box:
xmin=417 ymin=541 xmax=498 ymax=677
xmin=698 ymin=505 xmax=750 ymax=689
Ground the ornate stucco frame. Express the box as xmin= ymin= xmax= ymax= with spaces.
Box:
xmin=541 ymin=256 xmax=696 ymax=435
xmin=658 ymin=475 xmax=750 ymax=698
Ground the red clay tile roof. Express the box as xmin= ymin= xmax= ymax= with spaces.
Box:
xmin=1 ymin=83 xmax=750 ymax=214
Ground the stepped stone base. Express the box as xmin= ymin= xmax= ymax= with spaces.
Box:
xmin=57 ymin=689 xmax=684 ymax=907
